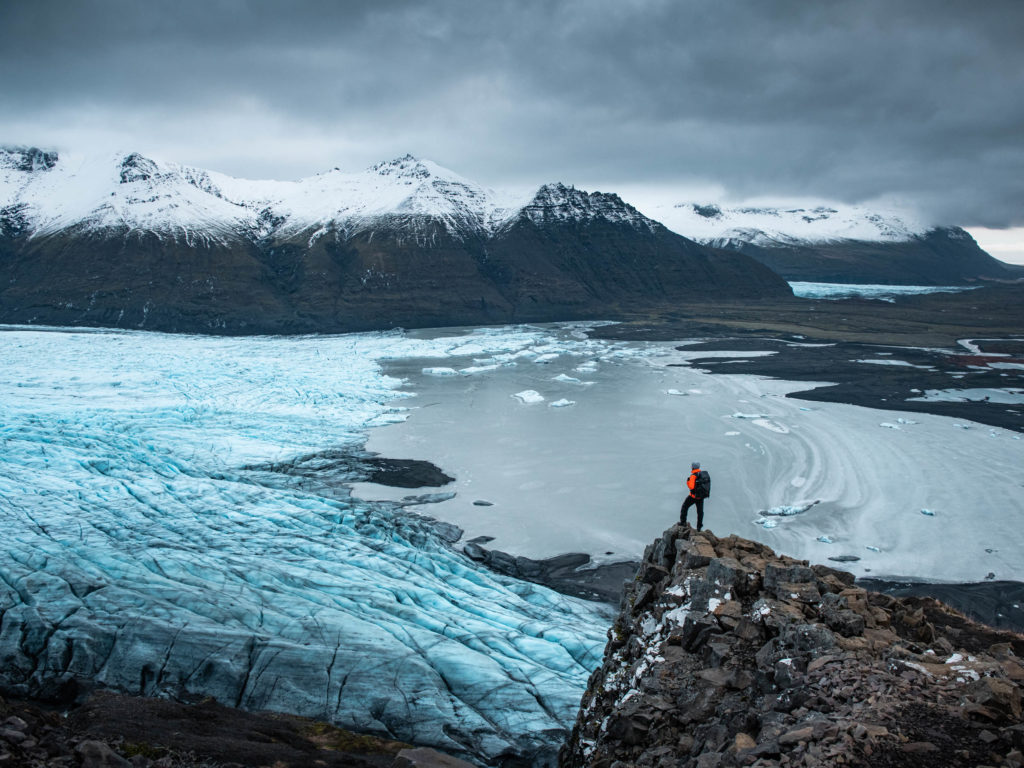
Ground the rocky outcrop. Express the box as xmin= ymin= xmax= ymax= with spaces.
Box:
xmin=560 ymin=525 xmax=1024 ymax=768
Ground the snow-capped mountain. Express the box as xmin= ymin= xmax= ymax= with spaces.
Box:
xmin=0 ymin=148 xmax=523 ymax=244
xmin=648 ymin=201 xmax=929 ymax=247
xmin=0 ymin=146 xmax=791 ymax=333
xmin=642 ymin=201 xmax=1022 ymax=285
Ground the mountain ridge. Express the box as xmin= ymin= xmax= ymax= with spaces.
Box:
xmin=0 ymin=146 xmax=791 ymax=334
xmin=643 ymin=200 xmax=1024 ymax=285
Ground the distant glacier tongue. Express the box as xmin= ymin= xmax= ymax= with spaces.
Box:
xmin=0 ymin=326 xmax=610 ymax=765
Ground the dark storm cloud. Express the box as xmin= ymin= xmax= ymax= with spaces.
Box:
xmin=2 ymin=0 xmax=1022 ymax=226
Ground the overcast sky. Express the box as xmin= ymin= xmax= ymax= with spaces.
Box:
xmin=3 ymin=0 xmax=1023 ymax=256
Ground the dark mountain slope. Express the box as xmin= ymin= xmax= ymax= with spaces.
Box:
xmin=721 ymin=227 xmax=1024 ymax=285
xmin=0 ymin=183 xmax=792 ymax=334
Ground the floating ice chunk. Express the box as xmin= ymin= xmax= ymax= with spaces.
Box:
xmin=865 ymin=545 xmax=881 ymax=552
xmin=754 ymin=518 xmax=779 ymax=529
xmin=752 ymin=418 xmax=789 ymax=434
xmin=665 ymin=389 xmax=688 ymax=396
xmin=817 ymin=535 xmax=834 ymax=544
xmin=422 ymin=367 xmax=458 ymax=376
xmin=920 ymin=508 xmax=936 ymax=516
xmin=854 ymin=359 xmax=934 ymax=369
xmin=688 ymin=389 xmax=703 ymax=394
xmin=879 ymin=422 xmax=901 ymax=430
xmin=896 ymin=417 xmax=918 ymax=425
xmin=512 ymin=390 xmax=545 ymax=404
xmin=731 ymin=412 xmax=767 ymax=419
xmin=549 ymin=399 xmax=576 ymax=408
xmin=724 ymin=431 xmax=740 ymax=436
xmin=760 ymin=500 xmax=819 ymax=516
xmin=574 ymin=363 xmax=598 ymax=373
xmin=533 ymin=353 xmax=560 ymax=364
xmin=459 ymin=364 xmax=500 ymax=375
xmin=552 ymin=374 xmax=591 ymax=386
xmin=799 ymin=407 xmax=813 ymax=411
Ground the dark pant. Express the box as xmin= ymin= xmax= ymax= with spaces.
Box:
xmin=680 ymin=495 xmax=704 ymax=529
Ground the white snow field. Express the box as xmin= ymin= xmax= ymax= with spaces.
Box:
xmin=637 ymin=200 xmax=931 ymax=246
xmin=0 ymin=326 xmax=612 ymax=764
xmin=2 ymin=323 xmax=1023 ymax=762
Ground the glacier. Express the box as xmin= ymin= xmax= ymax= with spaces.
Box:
xmin=789 ymin=281 xmax=979 ymax=301
xmin=3 ymin=320 xmax=1024 ymax=764
xmin=0 ymin=325 xmax=617 ymax=765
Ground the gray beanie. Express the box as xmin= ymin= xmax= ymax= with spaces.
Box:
xmin=691 ymin=461 xmax=701 ymax=469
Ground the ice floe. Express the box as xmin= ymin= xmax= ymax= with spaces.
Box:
xmin=512 ymin=389 xmax=545 ymax=404
xmin=854 ymin=359 xmax=935 ymax=369
xmin=760 ymin=501 xmax=821 ymax=517
xmin=549 ymin=399 xmax=576 ymax=408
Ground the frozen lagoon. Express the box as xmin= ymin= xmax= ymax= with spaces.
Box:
xmin=1 ymin=322 xmax=1022 ymax=762
xmin=358 ymin=326 xmax=1024 ymax=584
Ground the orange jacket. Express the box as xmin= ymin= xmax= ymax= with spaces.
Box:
xmin=687 ymin=469 xmax=698 ymax=498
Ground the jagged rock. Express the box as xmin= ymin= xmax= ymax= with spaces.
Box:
xmin=559 ymin=524 xmax=1024 ymax=768
xmin=972 ymin=677 xmax=1023 ymax=719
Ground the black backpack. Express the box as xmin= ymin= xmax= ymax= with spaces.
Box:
xmin=693 ymin=470 xmax=711 ymax=499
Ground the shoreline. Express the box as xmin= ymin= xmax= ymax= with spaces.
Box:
xmin=359 ymin=461 xmax=1024 ymax=635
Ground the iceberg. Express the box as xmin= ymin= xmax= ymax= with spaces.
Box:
xmin=512 ymin=390 xmax=545 ymax=404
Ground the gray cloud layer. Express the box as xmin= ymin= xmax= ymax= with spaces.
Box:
xmin=3 ymin=0 xmax=1022 ymax=226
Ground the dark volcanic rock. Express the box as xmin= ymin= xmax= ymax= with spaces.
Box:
xmin=0 ymin=689 xmax=413 ymax=768
xmin=559 ymin=524 xmax=1024 ymax=768
xmin=461 ymin=538 xmax=639 ymax=604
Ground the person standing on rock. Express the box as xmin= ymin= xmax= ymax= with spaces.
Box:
xmin=680 ymin=461 xmax=711 ymax=531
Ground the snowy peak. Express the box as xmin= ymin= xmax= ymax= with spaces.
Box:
xmin=647 ymin=200 xmax=932 ymax=246
xmin=1 ymin=146 xmax=59 ymax=173
xmin=517 ymin=183 xmax=659 ymax=231
xmin=118 ymin=152 xmax=160 ymax=183
xmin=369 ymin=153 xmax=434 ymax=181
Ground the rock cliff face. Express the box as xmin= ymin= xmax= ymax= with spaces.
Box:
xmin=560 ymin=525 xmax=1024 ymax=768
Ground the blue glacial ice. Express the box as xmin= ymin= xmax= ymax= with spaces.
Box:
xmin=789 ymin=282 xmax=979 ymax=301
xmin=0 ymin=326 xmax=614 ymax=765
